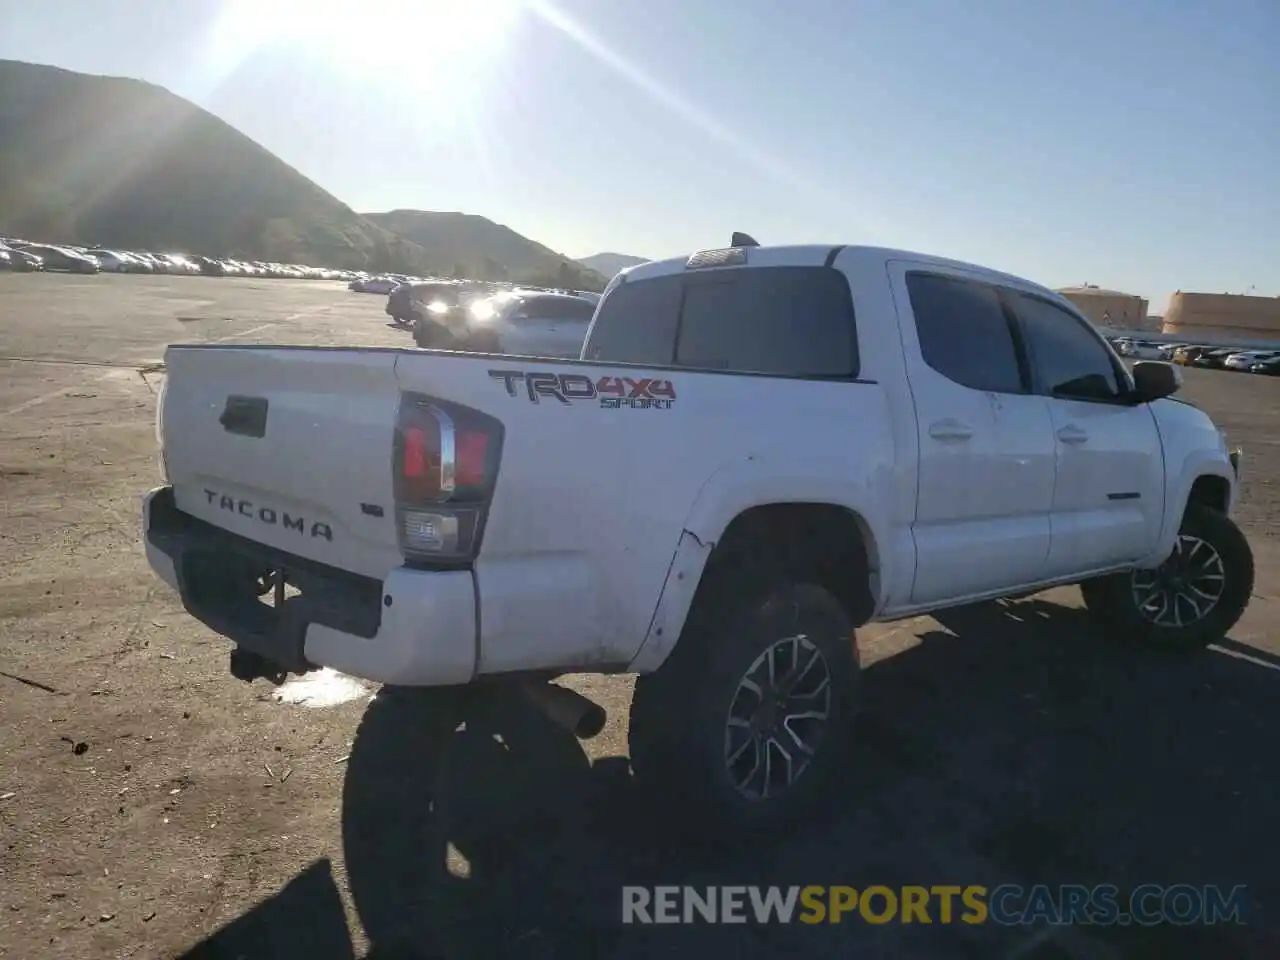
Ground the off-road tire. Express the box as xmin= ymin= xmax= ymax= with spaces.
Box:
xmin=1080 ymin=505 xmax=1253 ymax=651
xmin=629 ymin=577 xmax=859 ymax=836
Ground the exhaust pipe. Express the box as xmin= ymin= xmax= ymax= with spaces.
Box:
xmin=519 ymin=681 xmax=607 ymax=739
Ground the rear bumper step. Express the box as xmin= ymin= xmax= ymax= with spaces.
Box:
xmin=142 ymin=486 xmax=480 ymax=685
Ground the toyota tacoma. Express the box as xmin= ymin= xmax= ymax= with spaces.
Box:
xmin=142 ymin=236 xmax=1251 ymax=828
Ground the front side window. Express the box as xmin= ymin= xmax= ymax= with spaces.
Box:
xmin=1008 ymin=292 xmax=1123 ymax=401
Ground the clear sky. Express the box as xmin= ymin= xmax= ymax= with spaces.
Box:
xmin=1 ymin=0 xmax=1275 ymax=310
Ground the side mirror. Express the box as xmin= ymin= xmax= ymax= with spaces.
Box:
xmin=1131 ymin=361 xmax=1181 ymax=403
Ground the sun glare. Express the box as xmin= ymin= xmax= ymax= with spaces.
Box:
xmin=210 ymin=0 xmax=523 ymax=97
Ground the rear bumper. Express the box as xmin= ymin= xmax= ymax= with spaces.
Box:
xmin=142 ymin=486 xmax=478 ymax=686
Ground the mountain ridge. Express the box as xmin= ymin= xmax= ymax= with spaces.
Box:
xmin=577 ymin=252 xmax=651 ymax=277
xmin=363 ymin=209 xmax=605 ymax=288
xmin=0 ymin=59 xmax=606 ymax=288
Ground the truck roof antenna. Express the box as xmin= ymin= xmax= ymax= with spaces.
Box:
xmin=730 ymin=232 xmax=759 ymax=248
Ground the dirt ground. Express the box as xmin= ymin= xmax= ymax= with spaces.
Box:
xmin=1 ymin=273 xmax=1278 ymax=959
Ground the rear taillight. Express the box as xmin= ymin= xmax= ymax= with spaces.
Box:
xmin=393 ymin=393 xmax=503 ymax=563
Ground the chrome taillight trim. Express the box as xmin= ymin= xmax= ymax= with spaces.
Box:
xmin=431 ymin=405 xmax=457 ymax=498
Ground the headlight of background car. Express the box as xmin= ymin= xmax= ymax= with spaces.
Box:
xmin=469 ymin=299 xmax=496 ymax=322
xmin=427 ymin=300 xmax=450 ymax=315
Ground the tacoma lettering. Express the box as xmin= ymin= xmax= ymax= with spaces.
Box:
xmin=202 ymin=488 xmax=333 ymax=541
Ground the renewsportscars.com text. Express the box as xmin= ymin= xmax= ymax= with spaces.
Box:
xmin=621 ymin=884 xmax=1248 ymax=926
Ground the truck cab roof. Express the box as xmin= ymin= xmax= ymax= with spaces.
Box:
xmin=620 ymin=243 xmax=1063 ymax=305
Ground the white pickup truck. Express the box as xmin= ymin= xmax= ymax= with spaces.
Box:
xmin=142 ymin=238 xmax=1250 ymax=828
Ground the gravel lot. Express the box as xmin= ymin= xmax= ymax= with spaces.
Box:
xmin=1 ymin=273 xmax=1278 ymax=959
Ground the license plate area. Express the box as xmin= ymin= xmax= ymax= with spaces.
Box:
xmin=179 ymin=551 xmax=303 ymax=668
xmin=175 ymin=543 xmax=383 ymax=674
xmin=254 ymin=569 xmax=300 ymax=608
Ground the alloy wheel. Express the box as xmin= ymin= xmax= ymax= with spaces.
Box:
xmin=723 ymin=633 xmax=833 ymax=801
xmin=1131 ymin=534 xmax=1226 ymax=628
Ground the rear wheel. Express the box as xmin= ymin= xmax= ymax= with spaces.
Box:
xmin=1081 ymin=505 xmax=1253 ymax=651
xmin=629 ymin=579 xmax=858 ymax=835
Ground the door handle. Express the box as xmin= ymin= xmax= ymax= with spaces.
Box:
xmin=1057 ymin=425 xmax=1088 ymax=445
xmin=928 ymin=418 xmax=973 ymax=441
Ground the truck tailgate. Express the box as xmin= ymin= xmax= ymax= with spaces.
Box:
xmin=161 ymin=346 xmax=404 ymax=579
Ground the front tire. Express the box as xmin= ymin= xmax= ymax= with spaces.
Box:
xmin=1081 ymin=505 xmax=1253 ymax=651
xmin=629 ymin=580 xmax=859 ymax=835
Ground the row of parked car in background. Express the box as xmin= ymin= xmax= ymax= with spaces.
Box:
xmin=0 ymin=235 xmax=357 ymax=281
xmin=1109 ymin=337 xmax=1280 ymax=376
xmin=352 ymin=273 xmax=603 ymax=358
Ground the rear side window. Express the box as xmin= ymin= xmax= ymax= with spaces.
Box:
xmin=583 ymin=275 xmax=683 ymax=365
xmin=676 ymin=267 xmax=857 ymax=377
xmin=906 ymin=272 xmax=1023 ymax=394
xmin=586 ymin=267 xmax=858 ymax=377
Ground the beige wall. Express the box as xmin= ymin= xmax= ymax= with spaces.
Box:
xmin=1059 ymin=291 xmax=1150 ymax=330
xmin=1163 ymin=293 xmax=1280 ymax=341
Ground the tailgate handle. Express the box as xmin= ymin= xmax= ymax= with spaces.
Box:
xmin=219 ymin=396 xmax=268 ymax=438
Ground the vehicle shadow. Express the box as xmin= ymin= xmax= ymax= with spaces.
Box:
xmin=179 ymin=596 xmax=1280 ymax=959
xmin=179 ymin=858 xmax=355 ymax=959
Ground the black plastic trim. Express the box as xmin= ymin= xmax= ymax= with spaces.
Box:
xmin=147 ymin=488 xmax=383 ymax=671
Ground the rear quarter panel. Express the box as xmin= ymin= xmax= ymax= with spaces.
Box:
xmin=393 ymin=352 xmax=895 ymax=674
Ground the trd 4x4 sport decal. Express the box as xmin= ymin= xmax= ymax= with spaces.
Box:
xmin=488 ymin=370 xmax=676 ymax=409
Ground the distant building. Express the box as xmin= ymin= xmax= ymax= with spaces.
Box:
xmin=1056 ymin=285 xmax=1153 ymax=331
xmin=1162 ymin=292 xmax=1280 ymax=345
